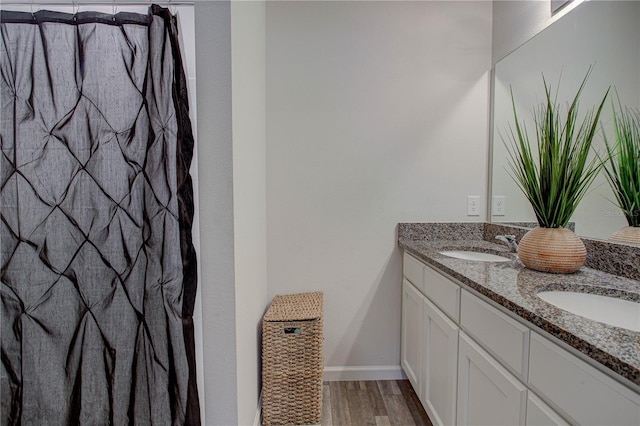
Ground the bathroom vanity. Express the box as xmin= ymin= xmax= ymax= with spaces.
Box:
xmin=398 ymin=223 xmax=640 ymax=426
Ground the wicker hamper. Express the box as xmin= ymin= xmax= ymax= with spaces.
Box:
xmin=261 ymin=292 xmax=324 ymax=426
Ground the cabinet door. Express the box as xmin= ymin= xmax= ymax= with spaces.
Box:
xmin=526 ymin=393 xmax=569 ymax=426
xmin=457 ymin=332 xmax=527 ymax=426
xmin=422 ymin=297 xmax=459 ymax=426
xmin=401 ymin=279 xmax=423 ymax=394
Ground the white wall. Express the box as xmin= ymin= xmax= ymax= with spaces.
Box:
xmin=195 ymin=1 xmax=239 ymax=425
xmin=266 ymin=1 xmax=492 ymax=376
xmin=231 ymin=1 xmax=268 ymax=425
xmin=196 ymin=1 xmax=269 ymax=423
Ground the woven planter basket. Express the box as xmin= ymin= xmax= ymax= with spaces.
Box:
xmin=518 ymin=227 xmax=586 ymax=274
xmin=262 ymin=292 xmax=324 ymax=426
xmin=610 ymin=226 xmax=640 ymax=245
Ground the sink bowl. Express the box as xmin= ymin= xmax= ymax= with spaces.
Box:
xmin=439 ymin=250 xmax=511 ymax=262
xmin=537 ymin=291 xmax=640 ymax=332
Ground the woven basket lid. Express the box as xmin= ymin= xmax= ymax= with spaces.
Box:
xmin=264 ymin=291 xmax=324 ymax=322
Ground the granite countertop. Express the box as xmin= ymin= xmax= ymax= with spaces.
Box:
xmin=398 ymin=236 xmax=640 ymax=389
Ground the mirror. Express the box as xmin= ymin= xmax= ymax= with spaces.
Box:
xmin=490 ymin=0 xmax=640 ymax=240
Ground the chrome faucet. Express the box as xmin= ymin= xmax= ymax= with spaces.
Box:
xmin=495 ymin=235 xmax=518 ymax=252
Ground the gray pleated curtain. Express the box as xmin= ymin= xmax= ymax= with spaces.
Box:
xmin=0 ymin=5 xmax=199 ymax=425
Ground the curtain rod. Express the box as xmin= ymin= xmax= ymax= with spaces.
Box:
xmin=1 ymin=1 xmax=194 ymax=6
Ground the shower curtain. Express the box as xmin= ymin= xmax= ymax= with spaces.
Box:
xmin=0 ymin=5 xmax=199 ymax=425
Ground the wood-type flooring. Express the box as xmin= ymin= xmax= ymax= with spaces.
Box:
xmin=321 ymin=380 xmax=433 ymax=426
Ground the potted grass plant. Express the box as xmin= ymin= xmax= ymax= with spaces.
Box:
xmin=504 ymin=70 xmax=609 ymax=273
xmin=602 ymin=95 xmax=640 ymax=244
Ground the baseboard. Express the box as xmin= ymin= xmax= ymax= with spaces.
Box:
xmin=253 ymin=391 xmax=262 ymax=426
xmin=323 ymin=365 xmax=406 ymax=382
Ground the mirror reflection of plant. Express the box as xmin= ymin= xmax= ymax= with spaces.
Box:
xmin=504 ymin=69 xmax=609 ymax=229
xmin=602 ymin=93 xmax=640 ymax=227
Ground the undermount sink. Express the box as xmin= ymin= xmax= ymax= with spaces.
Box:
xmin=537 ymin=291 xmax=640 ymax=332
xmin=439 ymin=250 xmax=511 ymax=262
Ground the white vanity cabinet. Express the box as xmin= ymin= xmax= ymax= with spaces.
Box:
xmin=525 ymin=393 xmax=569 ymax=426
xmin=401 ymin=279 xmax=424 ymax=391
xmin=460 ymin=290 xmax=529 ymax=381
xmin=401 ymin=251 xmax=640 ymax=426
xmin=528 ymin=332 xmax=640 ymax=426
xmin=457 ymin=332 xmax=528 ymax=426
xmin=422 ymin=296 xmax=459 ymax=426
xmin=401 ymin=255 xmax=459 ymax=426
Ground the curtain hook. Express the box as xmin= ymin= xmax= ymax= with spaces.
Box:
xmin=112 ymin=0 xmax=117 ymax=21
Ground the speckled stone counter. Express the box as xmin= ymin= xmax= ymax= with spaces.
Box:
xmin=398 ymin=222 xmax=640 ymax=389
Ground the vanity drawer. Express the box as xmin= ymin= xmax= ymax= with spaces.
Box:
xmin=403 ymin=253 xmax=425 ymax=292
xmin=460 ymin=290 xmax=529 ymax=378
xmin=423 ymin=264 xmax=460 ymax=321
xmin=528 ymin=332 xmax=640 ymax=426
